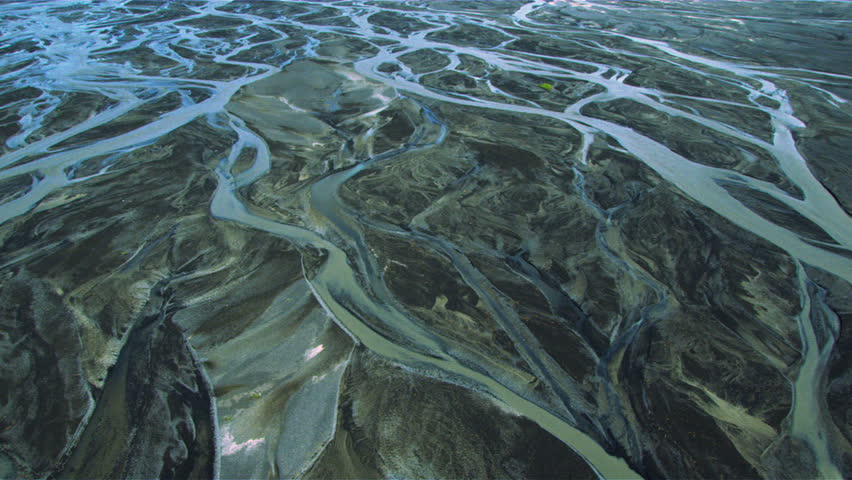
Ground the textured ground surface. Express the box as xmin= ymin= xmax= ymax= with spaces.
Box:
xmin=0 ymin=1 xmax=850 ymax=479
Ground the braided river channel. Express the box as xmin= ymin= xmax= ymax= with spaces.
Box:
xmin=0 ymin=1 xmax=850 ymax=479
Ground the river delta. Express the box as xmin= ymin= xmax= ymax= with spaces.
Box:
xmin=0 ymin=1 xmax=850 ymax=479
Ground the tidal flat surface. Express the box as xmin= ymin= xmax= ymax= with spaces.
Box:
xmin=0 ymin=0 xmax=850 ymax=479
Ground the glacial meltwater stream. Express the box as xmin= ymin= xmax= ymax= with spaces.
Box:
xmin=0 ymin=1 xmax=849 ymax=479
